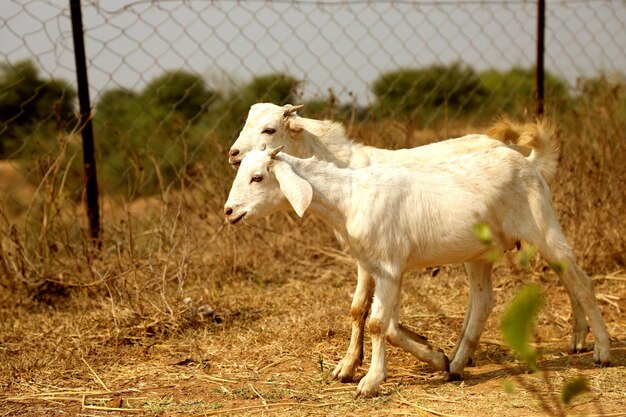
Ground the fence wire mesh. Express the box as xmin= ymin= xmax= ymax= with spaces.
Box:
xmin=1 ymin=0 xmax=626 ymax=207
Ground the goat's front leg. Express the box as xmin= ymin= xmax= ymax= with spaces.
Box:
xmin=356 ymin=270 xmax=398 ymax=398
xmin=332 ymin=262 xmax=374 ymax=382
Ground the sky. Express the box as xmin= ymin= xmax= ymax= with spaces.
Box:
xmin=2 ymin=0 xmax=625 ymax=105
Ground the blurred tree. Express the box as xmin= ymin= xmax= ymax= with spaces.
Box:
xmin=0 ymin=60 xmax=76 ymax=158
xmin=371 ymin=62 xmax=488 ymax=123
xmin=141 ymin=70 xmax=217 ymax=121
xmin=96 ymin=88 xmax=141 ymax=121
xmin=480 ymin=67 xmax=569 ymax=117
xmin=242 ymin=73 xmax=300 ymax=105
xmin=93 ymin=71 xmax=218 ymax=196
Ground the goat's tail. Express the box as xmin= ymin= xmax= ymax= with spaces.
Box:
xmin=487 ymin=117 xmax=560 ymax=183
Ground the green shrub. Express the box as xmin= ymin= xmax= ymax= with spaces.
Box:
xmin=371 ymin=62 xmax=488 ymax=124
xmin=0 ymin=60 xmax=76 ymax=158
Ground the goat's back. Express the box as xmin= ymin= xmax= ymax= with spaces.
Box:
xmin=345 ymin=147 xmax=549 ymax=269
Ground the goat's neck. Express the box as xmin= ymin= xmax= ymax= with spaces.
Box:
xmin=284 ymin=155 xmax=351 ymax=235
xmin=298 ymin=118 xmax=368 ymax=168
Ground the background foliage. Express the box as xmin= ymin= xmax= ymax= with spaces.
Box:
xmin=3 ymin=58 xmax=621 ymax=199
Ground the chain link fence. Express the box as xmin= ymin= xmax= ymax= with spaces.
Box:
xmin=1 ymin=0 xmax=626 ymax=218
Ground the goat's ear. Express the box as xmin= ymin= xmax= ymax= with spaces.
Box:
xmin=284 ymin=104 xmax=305 ymax=137
xmin=272 ymin=161 xmax=312 ymax=217
xmin=290 ymin=116 xmax=329 ymax=138
xmin=285 ymin=117 xmax=304 ymax=135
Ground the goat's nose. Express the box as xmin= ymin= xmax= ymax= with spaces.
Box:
xmin=224 ymin=207 xmax=233 ymax=216
xmin=229 ymin=148 xmax=240 ymax=158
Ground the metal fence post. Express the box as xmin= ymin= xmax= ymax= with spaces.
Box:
xmin=536 ymin=0 xmax=545 ymax=117
xmin=69 ymin=0 xmax=100 ymax=241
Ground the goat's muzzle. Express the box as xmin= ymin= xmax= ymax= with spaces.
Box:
xmin=224 ymin=206 xmax=246 ymax=225
xmin=228 ymin=149 xmax=242 ymax=169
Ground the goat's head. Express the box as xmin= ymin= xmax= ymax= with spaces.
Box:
xmin=229 ymin=103 xmax=305 ymax=168
xmin=224 ymin=146 xmax=313 ymax=225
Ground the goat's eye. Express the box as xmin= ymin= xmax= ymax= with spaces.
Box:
xmin=262 ymin=128 xmax=276 ymax=135
xmin=251 ymin=175 xmax=263 ymax=183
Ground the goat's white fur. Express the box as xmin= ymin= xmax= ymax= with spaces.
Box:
xmin=230 ymin=103 xmax=557 ymax=181
xmin=225 ymin=146 xmax=610 ymax=397
xmin=229 ymin=103 xmax=597 ymax=382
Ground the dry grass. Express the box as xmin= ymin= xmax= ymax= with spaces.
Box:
xmin=1 ymin=94 xmax=626 ymax=416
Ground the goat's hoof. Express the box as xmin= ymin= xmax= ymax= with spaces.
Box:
xmin=570 ymin=327 xmax=589 ymax=354
xmin=592 ymin=341 xmax=611 ymax=366
xmin=355 ymin=392 xmax=378 ymax=399
xmin=339 ymin=374 xmax=354 ymax=383
xmin=444 ymin=372 xmax=462 ymax=382
xmin=356 ymin=376 xmax=382 ymax=398
xmin=443 ymin=354 xmax=451 ymax=373
xmin=431 ymin=349 xmax=450 ymax=372
xmin=331 ymin=371 xmax=354 ymax=383
xmin=594 ymin=359 xmax=611 ymax=367
xmin=331 ymin=360 xmax=358 ymax=383
xmin=355 ymin=388 xmax=379 ymax=399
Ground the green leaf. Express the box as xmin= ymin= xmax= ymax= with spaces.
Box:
xmin=516 ymin=243 xmax=537 ymax=271
xmin=318 ymin=354 xmax=325 ymax=373
xmin=500 ymin=284 xmax=544 ymax=370
xmin=560 ymin=377 xmax=589 ymax=405
xmin=485 ymin=247 xmax=503 ymax=263
xmin=548 ymin=261 xmax=567 ymax=274
xmin=472 ymin=222 xmax=493 ymax=246
xmin=501 ymin=379 xmax=515 ymax=394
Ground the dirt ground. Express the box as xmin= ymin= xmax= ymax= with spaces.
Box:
xmin=1 ymin=249 xmax=625 ymax=416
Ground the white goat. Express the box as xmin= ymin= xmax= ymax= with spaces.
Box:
xmin=228 ymin=103 xmax=599 ymax=382
xmin=229 ymin=103 xmax=544 ymax=171
xmin=224 ymin=146 xmax=610 ymax=397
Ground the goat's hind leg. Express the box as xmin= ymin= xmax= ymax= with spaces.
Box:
xmin=448 ymin=291 xmax=471 ymax=365
xmin=448 ymin=261 xmax=484 ymax=367
xmin=384 ymin=276 xmax=449 ymax=375
xmin=561 ymin=279 xmax=591 ymax=353
xmin=384 ymin=286 xmax=449 ymax=372
xmin=446 ymin=260 xmax=495 ymax=381
xmin=536 ymin=227 xmax=610 ymax=366
xmin=386 ymin=320 xmax=450 ymax=373
xmin=332 ymin=262 xmax=373 ymax=382
xmin=558 ymin=261 xmax=610 ymax=365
